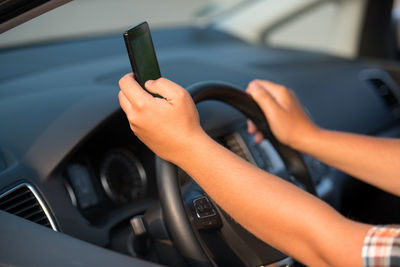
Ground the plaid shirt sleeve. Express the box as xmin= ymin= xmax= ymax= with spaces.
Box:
xmin=362 ymin=225 xmax=400 ymax=267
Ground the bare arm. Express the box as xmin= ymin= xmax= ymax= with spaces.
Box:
xmin=174 ymin=128 xmax=369 ymax=267
xmin=298 ymin=129 xmax=400 ymax=196
xmin=118 ymin=75 xmax=370 ymax=266
xmin=246 ymin=80 xmax=400 ymax=196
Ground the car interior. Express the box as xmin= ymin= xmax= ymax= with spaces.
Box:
xmin=1 ymin=0 xmax=400 ymax=266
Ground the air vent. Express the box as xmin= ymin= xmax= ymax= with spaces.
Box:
xmin=0 ymin=183 xmax=57 ymax=231
xmin=219 ymin=133 xmax=255 ymax=164
xmin=368 ymin=78 xmax=400 ymax=114
xmin=360 ymin=69 xmax=400 ymax=118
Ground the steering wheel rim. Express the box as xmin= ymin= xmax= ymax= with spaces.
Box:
xmin=156 ymin=81 xmax=316 ymax=267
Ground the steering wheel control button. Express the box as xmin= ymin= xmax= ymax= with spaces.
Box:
xmin=194 ymin=196 xmax=216 ymax=218
xmin=193 ymin=196 xmax=221 ymax=230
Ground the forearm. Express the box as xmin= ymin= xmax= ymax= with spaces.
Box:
xmin=173 ymin=131 xmax=369 ymax=266
xmin=296 ymin=128 xmax=400 ymax=196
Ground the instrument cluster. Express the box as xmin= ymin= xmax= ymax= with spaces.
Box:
xmin=65 ymin=147 xmax=148 ymax=209
xmin=61 ymin=113 xmax=157 ymax=226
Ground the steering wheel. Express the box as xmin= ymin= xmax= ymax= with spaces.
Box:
xmin=156 ymin=82 xmax=316 ymax=267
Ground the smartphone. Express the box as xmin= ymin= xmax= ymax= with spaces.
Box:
xmin=123 ymin=22 xmax=161 ymax=95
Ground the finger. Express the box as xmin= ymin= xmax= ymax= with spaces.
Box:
xmin=253 ymin=79 xmax=285 ymax=89
xmin=248 ymin=120 xmax=265 ymax=143
xmin=145 ymin=77 xmax=186 ymax=100
xmin=247 ymin=120 xmax=258 ymax=134
xmin=253 ymin=79 xmax=290 ymax=104
xmin=246 ymin=80 xmax=281 ymax=113
xmin=254 ymin=132 xmax=264 ymax=144
xmin=118 ymin=91 xmax=133 ymax=117
xmin=119 ymin=73 xmax=152 ymax=106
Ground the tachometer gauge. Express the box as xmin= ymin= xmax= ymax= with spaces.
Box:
xmin=100 ymin=149 xmax=147 ymax=203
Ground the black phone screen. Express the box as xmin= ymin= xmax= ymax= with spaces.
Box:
xmin=124 ymin=22 xmax=161 ymax=91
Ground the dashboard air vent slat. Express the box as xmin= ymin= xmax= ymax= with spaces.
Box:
xmin=24 ymin=209 xmax=44 ymax=220
xmin=3 ymin=195 xmax=37 ymax=212
xmin=0 ymin=189 xmax=30 ymax=207
xmin=12 ymin=202 xmax=40 ymax=216
xmin=0 ymin=183 xmax=57 ymax=231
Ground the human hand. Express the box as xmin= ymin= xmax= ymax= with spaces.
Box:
xmin=246 ymin=80 xmax=319 ymax=150
xmin=118 ymin=74 xmax=205 ymax=163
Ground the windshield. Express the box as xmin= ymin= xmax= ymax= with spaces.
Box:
xmin=0 ymin=0 xmax=249 ymax=49
xmin=1 ymin=0 xmax=385 ymax=59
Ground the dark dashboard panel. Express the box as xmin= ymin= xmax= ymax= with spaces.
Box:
xmin=0 ymin=211 xmax=159 ymax=267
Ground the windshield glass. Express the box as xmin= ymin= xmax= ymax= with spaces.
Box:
xmin=0 ymin=0 xmax=249 ymax=49
xmin=1 ymin=0 xmax=372 ymax=58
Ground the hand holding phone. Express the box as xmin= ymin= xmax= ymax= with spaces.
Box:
xmin=123 ymin=22 xmax=161 ymax=96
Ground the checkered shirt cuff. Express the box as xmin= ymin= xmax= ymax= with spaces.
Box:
xmin=362 ymin=225 xmax=400 ymax=267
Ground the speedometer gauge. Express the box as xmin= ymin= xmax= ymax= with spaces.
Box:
xmin=100 ymin=149 xmax=147 ymax=203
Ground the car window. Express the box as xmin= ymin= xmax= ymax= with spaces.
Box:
xmin=264 ymin=0 xmax=366 ymax=58
xmin=264 ymin=1 xmax=337 ymax=53
xmin=213 ymin=0 xmax=367 ymax=59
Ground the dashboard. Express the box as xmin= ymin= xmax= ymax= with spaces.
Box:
xmin=1 ymin=26 xmax=400 ymax=265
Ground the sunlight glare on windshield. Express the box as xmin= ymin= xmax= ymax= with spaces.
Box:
xmin=0 ymin=0 xmax=249 ymax=49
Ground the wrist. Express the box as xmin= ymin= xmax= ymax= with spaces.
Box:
xmin=167 ymin=128 xmax=211 ymax=166
xmin=290 ymin=124 xmax=322 ymax=153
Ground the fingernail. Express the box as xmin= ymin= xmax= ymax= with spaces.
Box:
xmin=248 ymin=84 xmax=257 ymax=93
xmin=249 ymin=81 xmax=258 ymax=89
xmin=145 ymin=80 xmax=153 ymax=87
